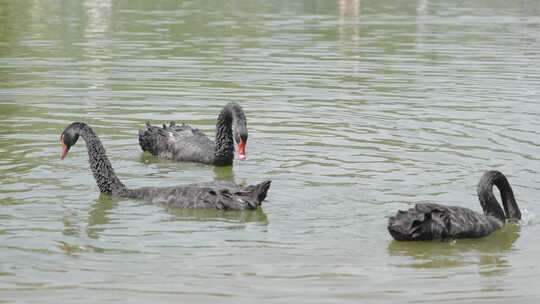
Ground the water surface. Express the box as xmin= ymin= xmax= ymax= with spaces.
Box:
xmin=1 ymin=0 xmax=540 ymax=303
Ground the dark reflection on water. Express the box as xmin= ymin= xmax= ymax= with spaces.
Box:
xmin=213 ymin=165 xmax=235 ymax=181
xmin=86 ymin=194 xmax=118 ymax=239
xmin=61 ymin=194 xmax=118 ymax=240
xmin=165 ymin=206 xmax=268 ymax=224
xmin=387 ymin=224 xmax=520 ymax=275
xmin=138 ymin=150 xmax=237 ymax=182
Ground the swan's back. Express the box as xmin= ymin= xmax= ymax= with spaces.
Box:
xmin=139 ymin=123 xmax=215 ymax=164
xmin=127 ymin=180 xmax=271 ymax=210
xmin=388 ymin=203 xmax=503 ymax=241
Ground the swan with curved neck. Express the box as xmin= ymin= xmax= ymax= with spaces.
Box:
xmin=60 ymin=122 xmax=270 ymax=210
xmin=388 ymin=170 xmax=521 ymax=241
xmin=138 ymin=102 xmax=248 ymax=166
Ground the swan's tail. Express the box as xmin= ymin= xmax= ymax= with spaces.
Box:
xmin=240 ymin=180 xmax=272 ymax=209
xmin=138 ymin=122 xmax=174 ymax=156
xmin=253 ymin=180 xmax=272 ymax=203
xmin=388 ymin=203 xmax=451 ymax=241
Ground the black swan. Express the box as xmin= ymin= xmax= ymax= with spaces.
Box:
xmin=138 ymin=102 xmax=248 ymax=166
xmin=59 ymin=122 xmax=270 ymax=210
xmin=388 ymin=170 xmax=521 ymax=241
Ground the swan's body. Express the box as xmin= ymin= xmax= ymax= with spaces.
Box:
xmin=138 ymin=102 xmax=247 ymax=166
xmin=128 ymin=180 xmax=270 ymax=209
xmin=60 ymin=122 xmax=270 ymax=210
xmin=388 ymin=171 xmax=521 ymax=241
xmin=388 ymin=203 xmax=504 ymax=241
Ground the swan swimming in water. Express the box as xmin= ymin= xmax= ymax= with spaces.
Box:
xmin=138 ymin=102 xmax=247 ymax=166
xmin=60 ymin=122 xmax=270 ymax=210
xmin=388 ymin=170 xmax=521 ymax=241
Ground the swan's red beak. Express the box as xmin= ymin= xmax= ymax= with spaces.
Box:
xmin=237 ymin=139 xmax=246 ymax=161
xmin=60 ymin=136 xmax=69 ymax=160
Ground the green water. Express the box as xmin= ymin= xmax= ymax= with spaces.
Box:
xmin=1 ymin=0 xmax=540 ymax=303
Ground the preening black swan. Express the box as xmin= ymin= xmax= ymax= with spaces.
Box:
xmin=59 ymin=122 xmax=270 ymax=210
xmin=138 ymin=102 xmax=248 ymax=166
xmin=388 ymin=170 xmax=521 ymax=241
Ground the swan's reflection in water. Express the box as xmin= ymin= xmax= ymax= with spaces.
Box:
xmin=164 ymin=206 xmax=268 ymax=224
xmin=86 ymin=194 xmax=118 ymax=239
xmin=58 ymin=195 xmax=117 ymax=254
xmin=60 ymin=194 xmax=117 ymax=244
xmin=61 ymin=189 xmax=267 ymax=241
xmin=139 ymin=152 xmax=158 ymax=164
xmin=58 ymin=194 xmax=268 ymax=254
xmin=139 ymin=152 xmax=237 ymax=183
xmin=89 ymin=192 xmax=268 ymax=225
xmin=387 ymin=224 xmax=520 ymax=276
xmin=213 ymin=165 xmax=235 ymax=182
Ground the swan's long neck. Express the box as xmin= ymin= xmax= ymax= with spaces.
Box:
xmin=78 ymin=124 xmax=127 ymax=195
xmin=213 ymin=103 xmax=241 ymax=165
xmin=477 ymin=170 xmax=521 ymax=221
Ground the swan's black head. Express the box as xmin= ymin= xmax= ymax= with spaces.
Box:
xmin=60 ymin=122 xmax=83 ymax=160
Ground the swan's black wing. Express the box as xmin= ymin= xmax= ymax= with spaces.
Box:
xmin=388 ymin=203 xmax=504 ymax=241
xmin=128 ymin=180 xmax=271 ymax=210
xmin=138 ymin=122 xmax=215 ymax=164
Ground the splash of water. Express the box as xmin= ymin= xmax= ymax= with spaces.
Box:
xmin=519 ymin=209 xmax=536 ymax=226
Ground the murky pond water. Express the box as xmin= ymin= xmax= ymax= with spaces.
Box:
xmin=1 ymin=0 xmax=540 ymax=302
